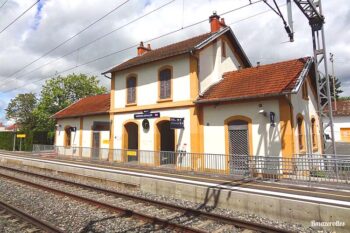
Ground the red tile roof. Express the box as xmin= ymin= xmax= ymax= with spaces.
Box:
xmin=103 ymin=33 xmax=212 ymax=74
xmin=332 ymin=100 xmax=350 ymax=116
xmin=53 ymin=94 xmax=110 ymax=119
xmin=5 ymin=124 xmax=17 ymax=131
xmin=197 ymin=57 xmax=311 ymax=102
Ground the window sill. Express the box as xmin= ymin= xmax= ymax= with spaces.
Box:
xmin=125 ymin=103 xmax=137 ymax=107
xmin=299 ymin=149 xmax=307 ymax=155
xmin=157 ymin=98 xmax=172 ymax=103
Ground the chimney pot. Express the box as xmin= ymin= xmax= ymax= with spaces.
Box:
xmin=209 ymin=12 xmax=221 ymax=33
xmin=137 ymin=41 xmax=151 ymax=56
xmin=257 ymin=61 xmax=260 ymax=67
xmin=220 ymin=18 xmax=226 ymax=27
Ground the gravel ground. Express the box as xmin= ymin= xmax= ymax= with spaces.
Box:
xmin=0 ymin=209 xmax=44 ymax=233
xmin=0 ymin=176 xmax=182 ymax=233
xmin=0 ymin=164 xmax=328 ymax=233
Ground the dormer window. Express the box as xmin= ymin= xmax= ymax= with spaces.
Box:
xmin=126 ymin=76 xmax=137 ymax=104
xmin=158 ymin=67 xmax=172 ymax=101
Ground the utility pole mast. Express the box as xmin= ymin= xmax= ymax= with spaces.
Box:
xmin=264 ymin=0 xmax=336 ymax=155
xmin=292 ymin=0 xmax=336 ymax=156
xmin=330 ymin=53 xmax=337 ymax=111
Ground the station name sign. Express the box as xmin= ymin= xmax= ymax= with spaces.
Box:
xmin=134 ymin=110 xmax=160 ymax=119
xmin=170 ymin=117 xmax=184 ymax=129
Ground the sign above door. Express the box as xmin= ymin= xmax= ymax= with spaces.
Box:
xmin=134 ymin=110 xmax=160 ymax=119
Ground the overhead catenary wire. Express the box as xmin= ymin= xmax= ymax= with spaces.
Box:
xmin=0 ymin=0 xmax=39 ymax=34
xmin=5 ymin=0 xmax=131 ymax=79
xmin=4 ymin=0 xmax=176 ymax=83
xmin=0 ymin=0 xmax=8 ymax=10
xmin=2 ymin=0 xmax=263 ymax=93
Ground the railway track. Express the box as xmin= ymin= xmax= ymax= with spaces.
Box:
xmin=0 ymin=198 xmax=64 ymax=233
xmin=0 ymin=164 xmax=294 ymax=233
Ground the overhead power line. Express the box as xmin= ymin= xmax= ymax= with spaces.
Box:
xmin=0 ymin=0 xmax=39 ymax=34
xmin=5 ymin=0 xmax=131 ymax=79
xmin=2 ymin=0 xmax=263 ymax=93
xmin=7 ymin=0 xmax=176 ymax=83
xmin=0 ymin=0 xmax=9 ymax=10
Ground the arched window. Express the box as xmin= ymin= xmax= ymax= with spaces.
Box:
xmin=159 ymin=67 xmax=172 ymax=100
xmin=221 ymin=40 xmax=226 ymax=58
xmin=302 ymin=82 xmax=308 ymax=100
xmin=64 ymin=126 xmax=72 ymax=147
xmin=297 ymin=115 xmax=305 ymax=152
xmin=311 ymin=117 xmax=318 ymax=150
xmin=126 ymin=76 xmax=136 ymax=104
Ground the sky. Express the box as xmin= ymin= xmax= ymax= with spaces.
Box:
xmin=0 ymin=0 xmax=349 ymax=125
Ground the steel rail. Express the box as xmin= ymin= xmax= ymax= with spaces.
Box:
xmin=0 ymin=199 xmax=64 ymax=233
xmin=0 ymin=171 xmax=207 ymax=233
xmin=0 ymin=165 xmax=294 ymax=233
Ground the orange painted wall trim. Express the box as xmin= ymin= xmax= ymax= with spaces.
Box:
xmin=109 ymin=73 xmax=116 ymax=161
xmin=79 ymin=117 xmax=83 ymax=157
xmin=111 ymin=100 xmax=194 ymax=114
xmin=279 ymin=97 xmax=295 ymax=172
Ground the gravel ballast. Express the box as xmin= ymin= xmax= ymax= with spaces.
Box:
xmin=0 ymin=163 xmax=328 ymax=233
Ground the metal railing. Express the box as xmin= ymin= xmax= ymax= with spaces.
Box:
xmin=32 ymin=145 xmax=350 ymax=188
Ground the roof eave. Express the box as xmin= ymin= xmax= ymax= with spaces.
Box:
xmin=53 ymin=111 xmax=109 ymax=120
xmin=290 ymin=57 xmax=313 ymax=94
xmin=102 ymin=52 xmax=190 ymax=75
xmin=195 ymin=92 xmax=286 ymax=104
xmin=194 ymin=27 xmax=251 ymax=67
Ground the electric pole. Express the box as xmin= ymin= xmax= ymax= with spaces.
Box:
xmin=330 ymin=53 xmax=337 ymax=111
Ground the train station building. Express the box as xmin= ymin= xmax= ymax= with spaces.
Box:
xmin=53 ymin=13 xmax=322 ymax=174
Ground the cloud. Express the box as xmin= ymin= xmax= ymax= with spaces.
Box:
xmin=0 ymin=0 xmax=349 ymax=122
xmin=31 ymin=0 xmax=46 ymax=30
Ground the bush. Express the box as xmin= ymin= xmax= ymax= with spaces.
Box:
xmin=0 ymin=131 xmax=53 ymax=151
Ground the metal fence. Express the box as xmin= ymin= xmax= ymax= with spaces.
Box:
xmin=32 ymin=145 xmax=350 ymax=187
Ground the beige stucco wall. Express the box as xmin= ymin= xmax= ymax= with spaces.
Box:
xmin=55 ymin=118 xmax=80 ymax=147
xmin=112 ymin=108 xmax=191 ymax=152
xmin=55 ymin=115 xmax=110 ymax=158
xmin=324 ymin=116 xmax=350 ymax=142
xmin=113 ymin=55 xmax=191 ymax=109
xmin=291 ymin=78 xmax=322 ymax=154
xmin=202 ymin=99 xmax=282 ymax=157
xmin=198 ymin=38 xmax=240 ymax=94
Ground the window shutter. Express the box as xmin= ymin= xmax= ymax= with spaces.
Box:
xmin=127 ymin=77 xmax=136 ymax=103
xmin=159 ymin=69 xmax=171 ymax=99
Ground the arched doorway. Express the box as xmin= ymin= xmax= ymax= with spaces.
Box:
xmin=123 ymin=121 xmax=139 ymax=162
xmin=155 ymin=119 xmax=175 ymax=165
xmin=225 ymin=116 xmax=252 ymax=174
xmin=64 ymin=126 xmax=72 ymax=147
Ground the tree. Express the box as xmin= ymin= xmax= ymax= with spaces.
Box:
xmin=34 ymin=73 xmax=107 ymax=132
xmin=5 ymin=93 xmax=37 ymax=130
xmin=320 ymin=75 xmax=343 ymax=105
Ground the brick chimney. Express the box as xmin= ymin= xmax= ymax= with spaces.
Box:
xmin=137 ymin=42 xmax=151 ymax=56
xmin=209 ymin=12 xmax=226 ymax=33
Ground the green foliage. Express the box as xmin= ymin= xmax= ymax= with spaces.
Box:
xmin=0 ymin=132 xmax=15 ymax=151
xmin=5 ymin=93 xmax=37 ymax=130
xmin=339 ymin=96 xmax=350 ymax=100
xmin=320 ymin=76 xmax=343 ymax=104
xmin=4 ymin=73 xmax=107 ymax=148
xmin=0 ymin=131 xmax=52 ymax=151
xmin=34 ymin=73 xmax=107 ymax=132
